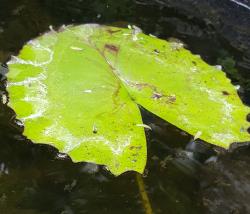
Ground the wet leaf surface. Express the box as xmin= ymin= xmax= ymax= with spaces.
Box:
xmin=6 ymin=24 xmax=250 ymax=175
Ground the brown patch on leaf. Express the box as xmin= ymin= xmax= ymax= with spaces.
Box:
xmin=152 ymin=92 xmax=162 ymax=100
xmin=106 ymin=29 xmax=122 ymax=35
xmin=133 ymin=82 xmax=157 ymax=91
xmin=222 ymin=91 xmax=230 ymax=96
xmin=166 ymin=95 xmax=176 ymax=103
xmin=104 ymin=44 xmax=120 ymax=54
xmin=154 ymin=49 xmax=160 ymax=54
xmin=129 ymin=146 xmax=142 ymax=150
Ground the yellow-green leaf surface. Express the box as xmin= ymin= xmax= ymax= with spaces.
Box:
xmin=7 ymin=24 xmax=250 ymax=175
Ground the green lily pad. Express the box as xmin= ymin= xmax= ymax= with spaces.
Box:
xmin=7 ymin=24 xmax=250 ymax=175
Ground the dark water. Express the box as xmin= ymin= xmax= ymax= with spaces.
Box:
xmin=0 ymin=0 xmax=250 ymax=213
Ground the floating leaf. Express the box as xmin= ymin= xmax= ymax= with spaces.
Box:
xmin=7 ymin=24 xmax=249 ymax=175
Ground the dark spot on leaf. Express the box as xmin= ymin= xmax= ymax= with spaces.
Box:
xmin=92 ymin=126 xmax=98 ymax=134
xmin=130 ymin=96 xmax=136 ymax=101
xmin=105 ymin=44 xmax=119 ymax=53
xmin=154 ymin=49 xmax=160 ymax=54
xmin=152 ymin=92 xmax=162 ymax=99
xmin=135 ymin=83 xmax=147 ymax=90
xmin=129 ymin=146 xmax=142 ymax=150
xmin=166 ymin=95 xmax=176 ymax=103
xmin=106 ymin=29 xmax=121 ymax=35
xmin=125 ymin=80 xmax=161 ymax=95
xmin=192 ymin=61 xmax=197 ymax=65
xmin=222 ymin=91 xmax=230 ymax=95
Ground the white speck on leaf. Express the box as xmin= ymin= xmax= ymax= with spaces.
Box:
xmin=70 ymin=46 xmax=83 ymax=51
xmin=83 ymin=89 xmax=92 ymax=93
xmin=191 ymin=67 xmax=197 ymax=72
xmin=194 ymin=131 xmax=202 ymax=140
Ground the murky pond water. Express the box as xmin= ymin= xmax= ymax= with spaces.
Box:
xmin=0 ymin=0 xmax=250 ymax=213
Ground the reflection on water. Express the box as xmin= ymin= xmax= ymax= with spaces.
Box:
xmin=0 ymin=0 xmax=250 ymax=213
xmin=0 ymin=106 xmax=203 ymax=214
xmin=0 ymin=89 xmax=204 ymax=214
